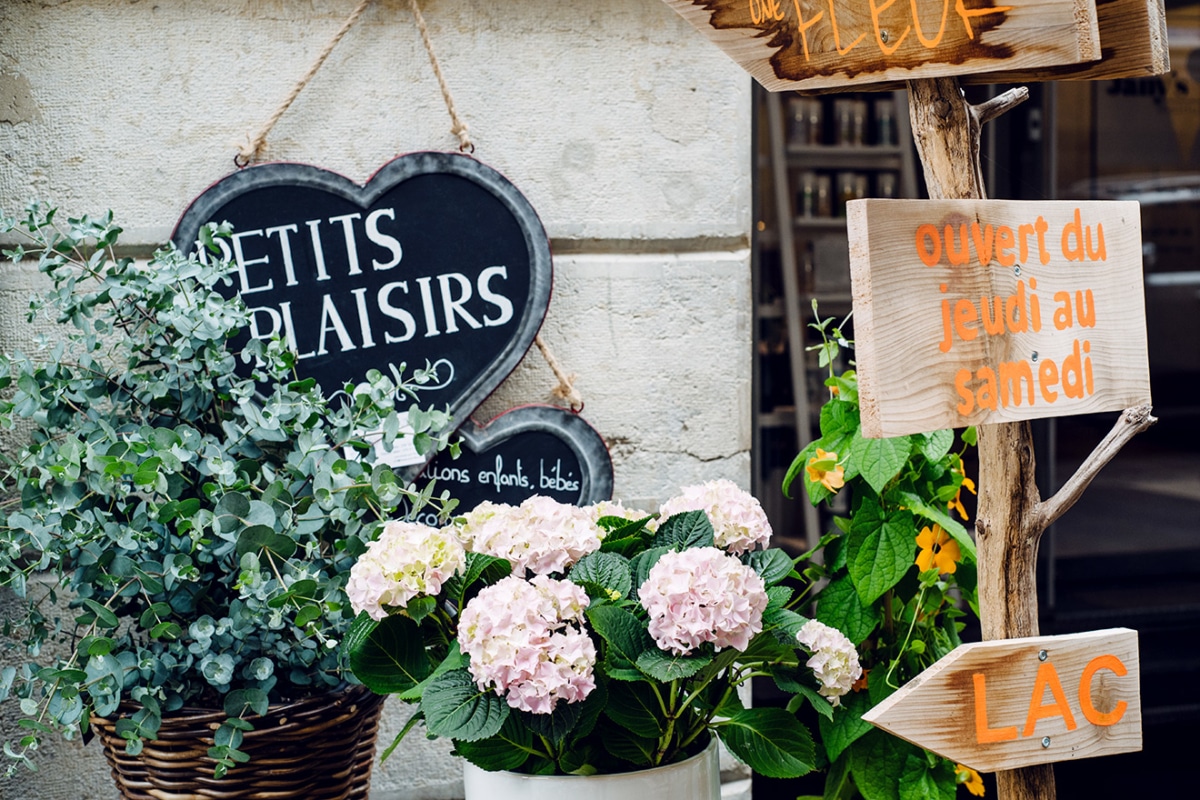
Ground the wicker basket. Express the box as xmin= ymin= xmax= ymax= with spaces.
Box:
xmin=90 ymin=684 xmax=386 ymax=800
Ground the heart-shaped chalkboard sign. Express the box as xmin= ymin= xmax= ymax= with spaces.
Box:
xmin=171 ymin=153 xmax=552 ymax=428
xmin=406 ymin=405 xmax=614 ymax=522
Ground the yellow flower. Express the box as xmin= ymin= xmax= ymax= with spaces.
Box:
xmin=956 ymin=764 xmax=985 ymax=797
xmin=915 ymin=525 xmax=960 ymax=575
xmin=948 ymin=471 xmax=977 ymax=521
xmin=805 ymin=449 xmax=845 ymax=493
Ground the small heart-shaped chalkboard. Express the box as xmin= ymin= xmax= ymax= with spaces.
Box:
xmin=410 ymin=405 xmax=613 ymax=519
xmin=171 ymin=152 xmax=552 ymax=428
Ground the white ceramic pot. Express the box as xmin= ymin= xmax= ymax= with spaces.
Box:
xmin=462 ymin=738 xmax=721 ymax=800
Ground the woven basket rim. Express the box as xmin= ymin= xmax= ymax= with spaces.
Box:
xmin=91 ymin=682 xmax=380 ymax=726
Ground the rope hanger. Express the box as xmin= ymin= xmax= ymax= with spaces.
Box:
xmin=233 ymin=0 xmax=583 ymax=412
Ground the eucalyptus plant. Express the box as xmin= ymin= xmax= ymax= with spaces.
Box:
xmin=0 ymin=204 xmax=456 ymax=776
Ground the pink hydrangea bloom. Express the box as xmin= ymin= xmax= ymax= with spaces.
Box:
xmin=638 ymin=547 xmax=768 ymax=655
xmin=796 ymin=619 xmax=863 ymax=707
xmin=346 ymin=520 xmax=466 ymax=621
xmin=456 ymin=496 xmax=603 ymax=576
xmin=458 ymin=574 xmax=596 ymax=714
xmin=658 ymin=479 xmax=772 ymax=555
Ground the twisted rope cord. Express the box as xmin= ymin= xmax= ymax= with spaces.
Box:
xmin=236 ymin=0 xmax=375 ymax=166
xmin=408 ymin=2 xmax=579 ymax=407
xmin=233 ymin=0 xmax=580 ymax=409
xmin=535 ymin=334 xmax=584 ymax=412
xmin=407 ymin=0 xmax=473 ymax=152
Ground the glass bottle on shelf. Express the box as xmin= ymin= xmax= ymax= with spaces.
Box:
xmin=874 ymin=97 xmax=897 ymax=147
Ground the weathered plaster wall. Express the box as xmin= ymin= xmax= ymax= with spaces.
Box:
xmin=0 ymin=1 xmax=752 ymax=798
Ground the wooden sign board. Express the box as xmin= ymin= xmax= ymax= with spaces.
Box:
xmin=863 ymin=628 xmax=1142 ymax=772
xmin=967 ymin=0 xmax=1169 ymax=85
xmin=848 ymin=199 xmax=1150 ymax=438
xmin=662 ymin=0 xmax=1101 ymax=92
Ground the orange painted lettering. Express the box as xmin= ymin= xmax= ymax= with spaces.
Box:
xmin=1035 ymin=216 xmax=1050 ymax=264
xmin=869 ymin=0 xmax=911 ymax=55
xmin=955 ymin=0 xmax=1013 ymax=40
xmin=955 ymin=368 xmax=974 ymax=414
xmin=828 ymin=0 xmax=868 ymax=54
xmin=999 ymin=359 xmax=1034 ymax=407
xmin=995 ymin=225 xmax=1016 ymax=266
xmin=945 ymin=223 xmax=970 ymax=266
xmin=790 ymin=0 xmax=825 ymax=59
xmin=969 ymin=221 xmax=993 ymax=266
xmin=1038 ymin=359 xmax=1059 ymax=403
xmin=973 ymin=673 xmax=1017 ymax=743
xmin=911 ymin=0 xmax=950 ymax=48
xmin=916 ymin=223 xmax=941 ymax=265
xmin=954 ymin=299 xmax=978 ymax=342
xmin=1022 ymin=661 xmax=1078 ymax=737
xmin=1079 ymin=654 xmax=1129 ymax=727
xmin=939 ymin=297 xmax=954 ymax=353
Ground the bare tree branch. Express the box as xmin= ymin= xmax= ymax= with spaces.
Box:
xmin=1037 ymin=404 xmax=1157 ymax=530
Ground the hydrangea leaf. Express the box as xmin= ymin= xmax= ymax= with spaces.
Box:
xmin=524 ymin=697 xmax=585 ymax=745
xmin=398 ymin=641 xmax=467 ymax=701
xmin=569 ymin=552 xmax=632 ymax=600
xmin=344 ymin=612 xmax=432 ymax=694
xmin=603 ymin=725 xmax=657 ymax=766
xmin=586 ymin=605 xmax=655 ymax=681
xmin=744 ymin=548 xmax=795 ymax=586
xmin=444 ymin=552 xmax=511 ymax=610
xmin=715 ymin=708 xmax=816 ymax=779
xmin=421 ymin=668 xmax=509 ymax=742
xmin=453 ymin=716 xmax=533 ymax=772
xmin=651 ymin=510 xmax=714 ymax=551
xmin=635 ymin=648 xmax=713 ymax=682
xmin=603 ymin=680 xmax=664 ymax=738
xmin=628 ymin=546 xmax=671 ymax=602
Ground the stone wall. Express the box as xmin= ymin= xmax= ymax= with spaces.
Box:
xmin=0 ymin=1 xmax=752 ymax=797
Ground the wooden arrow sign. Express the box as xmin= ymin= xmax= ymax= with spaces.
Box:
xmin=862 ymin=629 xmax=1142 ymax=772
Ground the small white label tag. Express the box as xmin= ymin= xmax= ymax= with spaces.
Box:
xmin=343 ymin=412 xmax=426 ymax=468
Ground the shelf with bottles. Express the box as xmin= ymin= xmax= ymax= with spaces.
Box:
xmin=785 ymin=94 xmax=903 ymax=150
xmin=792 ymin=167 xmax=903 ymax=222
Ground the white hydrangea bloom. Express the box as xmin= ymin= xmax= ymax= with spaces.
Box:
xmin=796 ymin=619 xmax=863 ymax=707
xmin=346 ymin=520 xmax=466 ymax=621
xmin=456 ymin=496 xmax=603 ymax=576
xmin=658 ymin=479 xmax=772 ymax=555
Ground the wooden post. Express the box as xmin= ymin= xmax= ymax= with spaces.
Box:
xmin=905 ymin=77 xmax=1157 ymax=800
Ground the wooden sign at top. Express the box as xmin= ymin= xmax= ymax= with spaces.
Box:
xmin=863 ymin=629 xmax=1142 ymax=773
xmin=662 ymin=0 xmax=1101 ymax=92
xmin=848 ymin=199 xmax=1151 ymax=438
